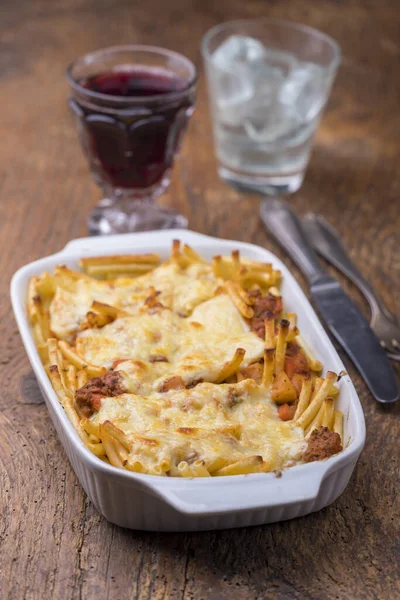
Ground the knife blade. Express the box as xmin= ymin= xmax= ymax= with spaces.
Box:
xmin=260 ymin=198 xmax=399 ymax=403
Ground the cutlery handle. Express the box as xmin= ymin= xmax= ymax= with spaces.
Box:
xmin=302 ymin=215 xmax=383 ymax=319
xmin=260 ymin=199 xmax=326 ymax=284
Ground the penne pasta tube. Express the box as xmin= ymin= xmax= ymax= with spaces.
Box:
xmin=32 ymin=295 xmax=51 ymax=341
xmin=231 ymin=249 xmax=240 ymax=266
xmin=114 ymin=439 xmax=129 ymax=464
xmin=36 ymin=340 xmax=49 ymax=364
xmin=212 ymin=255 xmax=235 ymax=280
xmin=239 ymin=271 xmax=279 ymax=289
xmin=296 ymin=372 xmax=338 ymax=430
xmin=76 ymin=369 xmax=88 ymax=389
xmin=91 ymin=300 xmax=132 ymax=319
xmin=225 ymin=281 xmax=254 ymax=318
xmin=85 ymin=263 xmax=156 ymax=278
xmin=287 ymin=326 xmax=300 ymax=342
xmin=262 ymin=348 xmax=275 ymax=388
xmin=239 ymin=259 xmax=272 ymax=273
xmin=215 ymin=348 xmax=246 ymax=383
xmin=293 ymin=376 xmax=312 ymax=421
xmin=235 ymin=283 xmax=255 ymax=307
xmin=32 ymin=321 xmax=45 ymax=347
xmin=311 ymin=377 xmax=324 ymax=399
xmin=308 ymin=358 xmax=323 ymax=372
xmin=333 ymin=410 xmax=344 ymax=442
xmin=329 ymin=385 xmax=340 ymax=397
xmin=66 ymin=364 xmax=77 ymax=395
xmin=149 ymin=465 xmax=165 ymax=476
xmin=102 ymin=420 xmax=132 ymax=451
xmin=205 ymin=456 xmax=228 ymax=474
xmin=27 ymin=277 xmax=39 ymax=322
xmin=305 ymin=403 xmax=326 ymax=438
xmin=100 ymin=429 xmax=125 ymax=468
xmin=213 ymin=455 xmax=264 ymax=476
xmin=178 ymin=461 xmax=194 ymax=477
xmin=275 ymin=319 xmax=290 ymax=372
xmin=191 ymin=460 xmax=211 ymax=477
xmin=264 ymin=314 xmax=275 ymax=348
xmin=35 ymin=273 xmax=56 ymax=297
xmin=322 ymin=398 xmax=335 ymax=430
xmin=171 ymin=239 xmax=181 ymax=262
xmin=48 ymin=365 xmax=88 ymax=444
xmin=80 ymin=253 xmax=160 ymax=267
xmin=159 ymin=459 xmax=171 ymax=473
xmin=86 ymin=442 xmax=106 ymax=457
xmin=81 ymin=418 xmax=101 ymax=438
xmin=58 ymin=340 xmax=106 ymax=378
xmin=54 ymin=265 xmax=92 ymax=284
xmin=125 ymin=459 xmax=145 ymax=473
xmin=47 ymin=338 xmax=69 ymax=394
xmin=183 ymin=244 xmax=207 ymax=264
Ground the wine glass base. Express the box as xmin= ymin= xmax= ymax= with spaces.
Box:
xmin=87 ymin=199 xmax=188 ymax=235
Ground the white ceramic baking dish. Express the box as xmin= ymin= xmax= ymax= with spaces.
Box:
xmin=11 ymin=229 xmax=365 ymax=531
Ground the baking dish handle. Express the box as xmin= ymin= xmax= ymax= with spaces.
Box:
xmin=150 ymin=464 xmax=328 ymax=515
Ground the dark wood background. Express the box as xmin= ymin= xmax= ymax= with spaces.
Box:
xmin=1 ymin=0 xmax=399 ymax=598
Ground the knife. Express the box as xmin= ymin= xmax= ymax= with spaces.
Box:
xmin=260 ymin=198 xmax=399 ymax=403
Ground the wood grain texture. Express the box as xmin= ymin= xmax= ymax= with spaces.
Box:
xmin=0 ymin=0 xmax=399 ymax=598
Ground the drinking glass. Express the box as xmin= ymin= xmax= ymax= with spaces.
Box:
xmin=202 ymin=19 xmax=340 ymax=195
xmin=67 ymin=46 xmax=197 ymax=235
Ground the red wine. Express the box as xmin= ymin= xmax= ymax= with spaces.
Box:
xmin=81 ymin=68 xmax=187 ymax=97
xmin=71 ymin=67 xmax=195 ymax=190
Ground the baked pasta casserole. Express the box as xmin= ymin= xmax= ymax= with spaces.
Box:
xmin=28 ymin=241 xmax=344 ymax=477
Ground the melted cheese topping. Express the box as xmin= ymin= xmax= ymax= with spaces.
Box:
xmin=76 ymin=295 xmax=265 ymax=393
xmin=47 ymin=257 xmax=307 ymax=475
xmin=49 ymin=263 xmax=218 ymax=339
xmin=137 ymin=263 xmax=219 ymax=315
xmin=92 ymin=380 xmax=305 ymax=473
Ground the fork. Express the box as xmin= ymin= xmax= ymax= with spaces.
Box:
xmin=302 ymin=214 xmax=400 ymax=361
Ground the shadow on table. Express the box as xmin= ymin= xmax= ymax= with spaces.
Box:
xmin=114 ymin=473 xmax=390 ymax=598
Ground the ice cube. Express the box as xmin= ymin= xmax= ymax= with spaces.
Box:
xmin=280 ymin=62 xmax=330 ymax=122
xmin=212 ymin=35 xmax=266 ymax=69
xmin=210 ymin=36 xmax=266 ymax=126
xmin=244 ymin=100 xmax=297 ymax=144
xmin=210 ymin=66 xmax=254 ymax=126
xmin=261 ymin=48 xmax=298 ymax=78
xmin=241 ymin=52 xmax=297 ymax=143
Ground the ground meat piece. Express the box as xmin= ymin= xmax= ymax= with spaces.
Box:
xmin=250 ymin=318 xmax=268 ymax=339
xmin=302 ymin=427 xmax=343 ymax=462
xmin=186 ymin=378 xmax=203 ymax=389
xmin=249 ymin=293 xmax=283 ymax=338
xmin=284 ymin=343 xmax=310 ymax=379
xmin=159 ymin=375 xmax=186 ymax=392
xmin=75 ymin=371 xmax=127 ymax=418
xmin=285 ymin=341 xmax=300 ymax=357
xmin=238 ymin=362 xmax=263 ymax=383
xmin=278 ymin=403 xmax=297 ymax=421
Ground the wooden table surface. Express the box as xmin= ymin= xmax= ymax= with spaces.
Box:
xmin=1 ymin=0 xmax=399 ymax=598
